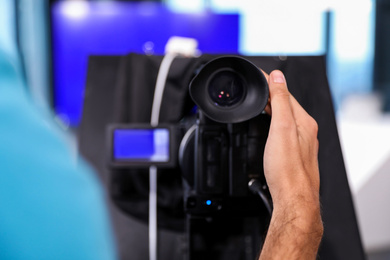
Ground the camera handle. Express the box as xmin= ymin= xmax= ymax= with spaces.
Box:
xmin=248 ymin=179 xmax=273 ymax=215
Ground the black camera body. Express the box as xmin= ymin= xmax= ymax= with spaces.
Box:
xmin=178 ymin=56 xmax=271 ymax=217
xmin=108 ymin=56 xmax=271 ymax=217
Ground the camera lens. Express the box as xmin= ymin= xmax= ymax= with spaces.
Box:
xmin=208 ymin=70 xmax=245 ymax=107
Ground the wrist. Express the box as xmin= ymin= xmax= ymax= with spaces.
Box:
xmin=260 ymin=203 xmax=323 ymax=260
xmin=272 ymin=198 xmax=323 ymax=240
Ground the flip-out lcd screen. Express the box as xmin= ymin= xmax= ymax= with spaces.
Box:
xmin=113 ymin=128 xmax=170 ymax=162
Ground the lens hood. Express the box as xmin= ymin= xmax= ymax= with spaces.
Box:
xmin=189 ymin=56 xmax=269 ymax=123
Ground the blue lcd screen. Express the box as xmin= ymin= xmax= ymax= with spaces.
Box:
xmin=113 ymin=128 xmax=170 ymax=162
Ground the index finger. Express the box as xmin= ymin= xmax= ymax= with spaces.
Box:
xmin=260 ymin=70 xmax=272 ymax=115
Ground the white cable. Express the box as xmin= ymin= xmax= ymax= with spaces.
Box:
xmin=149 ymin=52 xmax=178 ymax=260
xmin=148 ymin=165 xmax=158 ymax=260
xmin=151 ymin=53 xmax=178 ymax=127
xmin=149 ymin=36 xmax=198 ymax=260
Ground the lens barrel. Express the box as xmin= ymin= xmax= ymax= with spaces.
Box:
xmin=189 ymin=56 xmax=269 ymax=123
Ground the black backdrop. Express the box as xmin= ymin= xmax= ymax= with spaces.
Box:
xmin=78 ymin=54 xmax=366 ymax=260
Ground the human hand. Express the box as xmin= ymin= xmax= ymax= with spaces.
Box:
xmin=259 ymin=70 xmax=323 ymax=260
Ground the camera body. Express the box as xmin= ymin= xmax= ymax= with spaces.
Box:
xmin=108 ymin=56 xmax=271 ymax=217
xmin=179 ymin=56 xmax=271 ymax=217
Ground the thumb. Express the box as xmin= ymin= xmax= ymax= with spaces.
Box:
xmin=268 ymin=70 xmax=294 ymax=123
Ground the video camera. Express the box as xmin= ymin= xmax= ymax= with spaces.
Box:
xmin=107 ymin=56 xmax=272 ymax=218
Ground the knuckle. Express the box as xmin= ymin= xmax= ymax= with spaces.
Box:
xmin=307 ymin=116 xmax=319 ymax=134
xmin=271 ymin=87 xmax=290 ymax=98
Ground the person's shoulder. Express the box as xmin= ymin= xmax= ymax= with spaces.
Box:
xmin=0 ymin=50 xmax=116 ymax=260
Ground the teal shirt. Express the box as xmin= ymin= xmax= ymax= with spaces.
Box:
xmin=0 ymin=48 xmax=117 ymax=259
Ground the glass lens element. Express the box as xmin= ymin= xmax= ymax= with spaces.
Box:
xmin=208 ymin=70 xmax=245 ymax=107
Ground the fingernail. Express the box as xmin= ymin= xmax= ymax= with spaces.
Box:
xmin=272 ymin=71 xmax=285 ymax=84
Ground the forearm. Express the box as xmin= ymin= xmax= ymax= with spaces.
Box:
xmin=259 ymin=201 xmax=323 ymax=260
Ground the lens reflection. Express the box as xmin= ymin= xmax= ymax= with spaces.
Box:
xmin=208 ymin=70 xmax=245 ymax=107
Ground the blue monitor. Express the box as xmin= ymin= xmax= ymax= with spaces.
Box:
xmin=51 ymin=1 xmax=239 ymax=126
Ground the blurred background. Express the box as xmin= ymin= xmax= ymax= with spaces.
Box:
xmin=2 ymin=0 xmax=389 ymax=259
